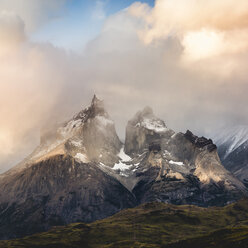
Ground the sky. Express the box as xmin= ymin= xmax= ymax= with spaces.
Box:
xmin=31 ymin=0 xmax=154 ymax=50
xmin=0 ymin=0 xmax=248 ymax=173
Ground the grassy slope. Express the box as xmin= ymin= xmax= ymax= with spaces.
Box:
xmin=166 ymin=226 xmax=248 ymax=248
xmin=1 ymin=199 xmax=248 ymax=248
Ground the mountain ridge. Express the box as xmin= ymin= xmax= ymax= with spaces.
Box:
xmin=0 ymin=95 xmax=247 ymax=239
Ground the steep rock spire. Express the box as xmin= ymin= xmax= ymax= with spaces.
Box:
xmin=74 ymin=94 xmax=106 ymax=121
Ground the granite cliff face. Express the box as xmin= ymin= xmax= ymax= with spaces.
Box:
xmin=0 ymin=96 xmax=246 ymax=239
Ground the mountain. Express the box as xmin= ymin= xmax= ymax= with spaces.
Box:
xmin=0 ymin=95 xmax=136 ymax=239
xmin=214 ymin=125 xmax=248 ymax=186
xmin=123 ymin=108 xmax=246 ymax=206
xmin=0 ymin=95 xmax=246 ymax=239
xmin=1 ymin=198 xmax=248 ymax=248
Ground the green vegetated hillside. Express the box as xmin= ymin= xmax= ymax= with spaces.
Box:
xmin=1 ymin=198 xmax=248 ymax=248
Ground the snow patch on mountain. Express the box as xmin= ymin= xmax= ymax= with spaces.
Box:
xmin=118 ymin=148 xmax=132 ymax=162
xmin=169 ymin=160 xmax=184 ymax=166
xmin=75 ymin=153 xmax=88 ymax=163
xmin=136 ymin=118 xmax=167 ymax=133
xmin=113 ymin=162 xmax=132 ymax=171
xmin=111 ymin=147 xmax=134 ymax=176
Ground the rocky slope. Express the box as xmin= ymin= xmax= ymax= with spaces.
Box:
xmin=0 ymin=155 xmax=136 ymax=239
xmin=0 ymin=96 xmax=247 ymax=239
xmin=213 ymin=125 xmax=248 ymax=186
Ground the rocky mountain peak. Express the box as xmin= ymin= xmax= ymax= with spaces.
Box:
xmin=4 ymin=95 xmax=119 ymax=176
xmin=130 ymin=106 xmax=167 ymax=131
xmin=90 ymin=94 xmax=106 ymax=116
xmin=184 ymin=130 xmax=217 ymax=152
xmin=74 ymin=94 xmax=107 ymax=122
xmin=91 ymin=94 xmax=102 ymax=107
xmin=125 ymin=107 xmax=170 ymax=155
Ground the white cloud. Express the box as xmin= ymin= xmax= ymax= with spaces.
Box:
xmin=0 ymin=11 xmax=26 ymax=55
xmin=129 ymin=0 xmax=248 ymax=70
xmin=0 ymin=0 xmax=67 ymax=31
xmin=130 ymin=0 xmax=248 ymax=42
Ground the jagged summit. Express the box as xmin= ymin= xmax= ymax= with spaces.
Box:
xmin=125 ymin=107 xmax=170 ymax=155
xmin=184 ymin=130 xmax=217 ymax=152
xmin=3 ymin=95 xmax=120 ymax=176
xmin=74 ymin=94 xmax=107 ymax=121
xmin=129 ymin=106 xmax=167 ymax=133
xmin=91 ymin=94 xmax=103 ymax=107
